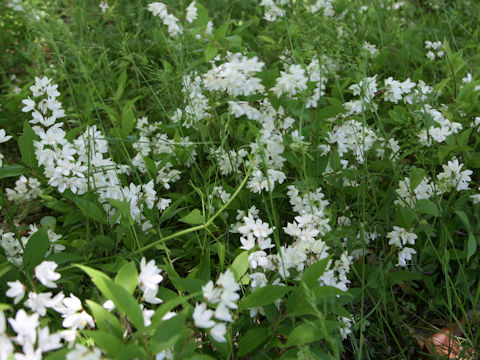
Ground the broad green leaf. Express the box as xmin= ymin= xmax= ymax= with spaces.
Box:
xmin=205 ymin=44 xmax=218 ymax=63
xmin=192 ymin=2 xmax=208 ymax=28
xmin=237 ymin=327 xmax=269 ymax=356
xmin=455 ymin=210 xmax=472 ymax=231
xmin=23 ymin=228 xmax=50 ymax=275
xmin=179 ymin=209 xmax=204 ymax=225
xmin=150 ymin=293 xmax=198 ymax=329
xmin=386 ymin=271 xmax=420 ymax=287
xmin=86 ymin=300 xmax=124 ymax=339
xmin=18 ymin=121 xmax=37 ymax=167
xmin=121 ymin=105 xmax=135 ymax=135
xmin=214 ymin=22 xmax=229 ymax=41
xmin=84 ymin=330 xmax=123 ymax=356
xmin=186 ymin=355 xmax=216 ymax=360
xmin=467 ymin=233 xmax=477 ymax=261
xmin=257 ymin=35 xmax=275 ymax=44
xmin=415 ymin=199 xmax=439 ymax=217
xmin=239 ymin=285 xmax=291 ymax=310
xmin=150 ymin=312 xmax=186 ymax=353
xmin=301 ymin=256 xmax=331 ymax=287
xmin=285 ymin=323 xmax=324 ymax=346
xmin=115 ymin=261 xmax=138 ymax=295
xmin=284 ymin=320 xmax=339 ymax=347
xmin=0 ymin=304 xmax=12 ymax=312
xmin=0 ymin=164 xmax=26 ymax=179
xmin=77 ymin=265 xmax=144 ymax=330
xmin=106 ymin=198 xmax=134 ymax=226
xmin=312 ymin=286 xmax=349 ymax=299
xmin=317 ymin=105 xmax=345 ymax=120
xmin=396 ymin=206 xmax=415 ymax=229
xmin=410 ymin=167 xmax=426 ymax=189
xmin=230 ymin=251 xmax=249 ymax=281
xmin=44 ymin=349 xmax=71 ymax=360
xmin=66 ymin=195 xmax=107 ymax=224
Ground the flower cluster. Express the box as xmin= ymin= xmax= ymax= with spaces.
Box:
xmin=193 ymin=269 xmax=240 ymax=342
xmin=387 ymin=226 xmax=417 ymax=267
xmin=417 ymin=105 xmax=462 ymax=145
xmin=171 ymin=72 xmax=210 ymax=129
xmin=425 ymin=40 xmax=444 ymax=61
xmin=5 ymin=175 xmax=41 ymax=203
xmin=147 ymin=2 xmax=183 ymax=37
xmin=203 ymin=53 xmax=265 ymax=96
xmin=0 ymin=129 xmax=13 ymax=166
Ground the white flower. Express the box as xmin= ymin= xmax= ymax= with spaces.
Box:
xmin=397 ymin=247 xmax=417 ymax=267
xmin=142 ymin=306 xmax=155 ymax=327
xmin=13 ymin=346 xmax=42 ymax=360
xmin=248 ymin=251 xmax=268 ymax=269
xmin=0 ymin=129 xmax=12 ymax=144
xmin=143 ymin=287 xmax=163 ymax=304
xmin=6 ymin=280 xmax=25 ymax=304
xmin=214 ymin=302 xmax=232 ymax=322
xmin=8 ymin=309 xmax=39 ymax=346
xmin=202 ymin=281 xmax=222 ymax=303
xmin=34 ymin=261 xmax=61 ymax=288
xmin=25 ymin=292 xmax=53 ymax=316
xmin=192 ymin=303 xmax=215 ymax=329
xmin=99 ymin=1 xmax=109 ymax=12
xmin=37 ymin=327 xmax=63 ymax=352
xmin=62 ymin=310 xmax=94 ymax=330
xmin=61 ymin=294 xmax=82 ymax=315
xmin=102 ymin=300 xmax=115 ymax=311
xmin=209 ymin=322 xmax=227 ymax=342
xmin=186 ymin=2 xmax=197 ymax=23
xmin=138 ymin=257 xmax=163 ymax=292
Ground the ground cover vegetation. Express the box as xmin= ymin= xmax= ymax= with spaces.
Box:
xmin=0 ymin=0 xmax=480 ymax=358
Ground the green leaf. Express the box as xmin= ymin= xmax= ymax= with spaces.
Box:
xmin=186 ymin=355 xmax=216 ymax=360
xmin=23 ymin=228 xmax=50 ymax=275
xmin=237 ymin=327 xmax=269 ymax=356
xmin=150 ymin=312 xmax=186 ymax=353
xmin=179 ymin=209 xmax=204 ymax=225
xmin=285 ymin=320 xmax=338 ymax=347
xmin=84 ymin=330 xmax=123 ymax=356
xmin=115 ymin=262 xmax=138 ymax=295
xmin=312 ymin=286 xmax=349 ymax=299
xmin=257 ymin=35 xmax=275 ymax=44
xmin=214 ymin=22 xmax=229 ymax=41
xmin=205 ymin=44 xmax=218 ymax=63
xmin=409 ymin=167 xmax=426 ymax=190
xmin=106 ymin=198 xmax=134 ymax=226
xmin=44 ymin=349 xmax=71 ymax=360
xmin=455 ymin=210 xmax=472 ymax=231
xmin=396 ymin=206 xmax=416 ymax=229
xmin=386 ymin=271 xmax=420 ymax=287
xmin=66 ymin=195 xmax=107 ymax=224
xmin=415 ymin=199 xmax=440 ymax=217
xmin=76 ymin=265 xmax=144 ymax=330
xmin=86 ymin=300 xmax=124 ymax=339
xmin=18 ymin=121 xmax=37 ymax=168
xmin=192 ymin=2 xmax=208 ymax=28
xmin=467 ymin=233 xmax=476 ymax=261
xmin=0 ymin=164 xmax=27 ymax=179
xmin=121 ymin=105 xmax=135 ymax=135
xmin=0 ymin=304 xmax=12 ymax=312
xmin=0 ymin=262 xmax=12 ymax=279
xmin=239 ymin=285 xmax=291 ymax=311
xmin=150 ymin=293 xmax=198 ymax=329
xmin=230 ymin=251 xmax=249 ymax=281
xmin=301 ymin=256 xmax=331 ymax=287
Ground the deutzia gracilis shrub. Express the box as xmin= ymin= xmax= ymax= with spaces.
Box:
xmin=1 ymin=0 xmax=480 ymax=358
